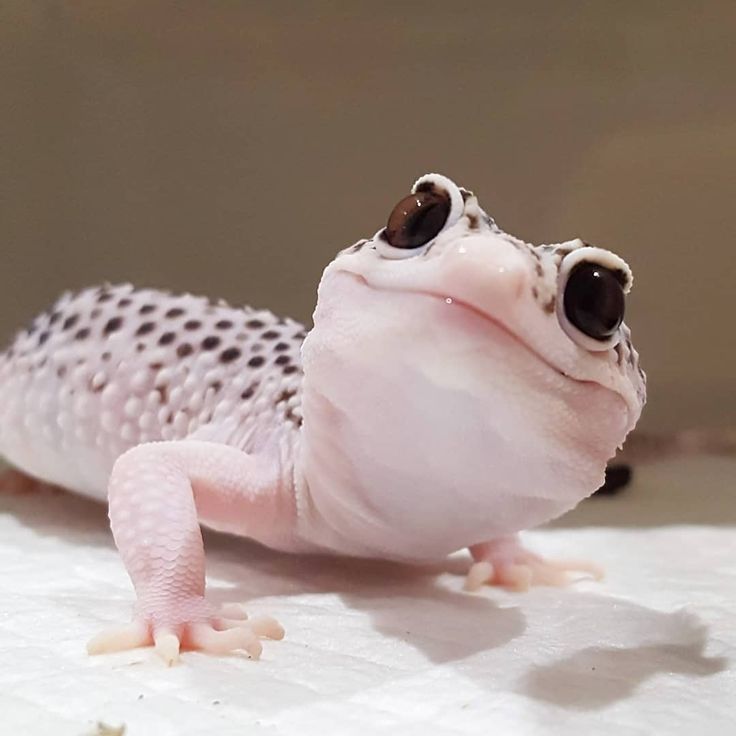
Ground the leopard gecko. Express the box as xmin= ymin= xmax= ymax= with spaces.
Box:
xmin=0 ymin=174 xmax=646 ymax=663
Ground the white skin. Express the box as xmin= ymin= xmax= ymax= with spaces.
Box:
xmin=0 ymin=174 xmax=645 ymax=663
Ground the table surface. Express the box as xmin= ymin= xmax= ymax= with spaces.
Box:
xmin=1 ymin=456 xmax=734 ymax=736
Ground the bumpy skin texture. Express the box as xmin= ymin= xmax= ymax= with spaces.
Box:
xmin=0 ymin=174 xmax=646 ymax=662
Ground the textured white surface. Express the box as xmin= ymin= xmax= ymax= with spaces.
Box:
xmin=1 ymin=458 xmax=735 ymax=735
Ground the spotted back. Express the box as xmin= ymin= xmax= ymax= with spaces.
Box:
xmin=0 ymin=284 xmax=305 ymax=496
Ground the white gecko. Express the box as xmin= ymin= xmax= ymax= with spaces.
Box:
xmin=0 ymin=174 xmax=646 ymax=664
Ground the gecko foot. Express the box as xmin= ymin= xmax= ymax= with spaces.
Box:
xmin=464 ymin=538 xmax=603 ymax=592
xmin=87 ymin=602 xmax=284 ymax=665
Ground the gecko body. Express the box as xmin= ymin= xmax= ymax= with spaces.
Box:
xmin=0 ymin=174 xmax=646 ymax=662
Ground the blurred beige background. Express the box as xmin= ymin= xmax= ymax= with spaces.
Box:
xmin=1 ymin=2 xmax=734 ymax=432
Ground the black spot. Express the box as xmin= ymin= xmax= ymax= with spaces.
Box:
xmin=135 ymin=322 xmax=155 ymax=336
xmin=274 ymin=354 xmax=291 ymax=366
xmin=282 ymin=364 xmax=299 ymax=375
xmin=241 ymin=382 xmax=258 ymax=400
xmin=166 ymin=307 xmax=185 ymax=318
xmin=136 ymin=343 xmax=146 ymax=352
xmin=38 ymin=331 xmax=50 ymax=345
xmin=97 ymin=292 xmax=113 ymax=303
xmin=90 ymin=308 xmax=102 ymax=319
xmin=201 ymin=336 xmax=221 ymax=351
xmin=261 ymin=330 xmax=279 ymax=340
xmin=293 ymin=330 xmax=307 ymax=340
xmin=220 ymin=347 xmax=241 ymax=363
xmin=102 ymin=351 xmax=111 ymax=361
xmin=75 ymin=328 xmax=90 ymax=340
xmin=248 ymin=355 xmax=265 ymax=368
xmin=49 ymin=311 xmax=62 ymax=325
xmin=215 ymin=320 xmax=233 ymax=329
xmin=614 ymin=342 xmax=625 ymax=367
xmin=184 ymin=319 xmax=202 ymax=330
xmin=104 ymin=317 xmax=123 ymax=335
xmin=118 ymin=298 xmax=132 ymax=308
xmin=57 ymin=366 xmax=67 ymax=378
xmin=177 ymin=343 xmax=193 ymax=357
xmin=62 ymin=315 xmax=79 ymax=330
xmin=276 ymin=388 xmax=297 ymax=404
xmin=274 ymin=342 xmax=289 ymax=352
xmin=140 ymin=304 xmax=156 ymax=315
xmin=246 ymin=319 xmax=265 ymax=329
xmin=158 ymin=332 xmax=176 ymax=345
xmin=210 ymin=380 xmax=223 ymax=392
xmin=285 ymin=408 xmax=303 ymax=427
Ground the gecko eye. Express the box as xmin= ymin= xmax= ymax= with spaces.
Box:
xmin=563 ymin=263 xmax=625 ymax=343
xmin=556 ymin=244 xmax=632 ymax=351
xmin=375 ymin=174 xmax=465 ymax=260
xmin=384 ymin=190 xmax=451 ymax=250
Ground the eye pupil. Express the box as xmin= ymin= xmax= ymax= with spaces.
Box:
xmin=385 ymin=190 xmax=451 ymax=249
xmin=563 ymin=263 xmax=625 ymax=340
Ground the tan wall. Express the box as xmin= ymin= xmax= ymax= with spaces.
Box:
xmin=1 ymin=2 xmax=734 ymax=432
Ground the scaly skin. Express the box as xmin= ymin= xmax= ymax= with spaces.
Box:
xmin=0 ymin=174 xmax=646 ymax=663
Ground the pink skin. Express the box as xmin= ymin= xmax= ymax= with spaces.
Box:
xmin=88 ymin=441 xmax=287 ymax=664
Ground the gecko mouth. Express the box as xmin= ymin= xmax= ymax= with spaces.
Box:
xmin=337 ymin=269 xmax=634 ymax=422
xmin=425 ymin=292 xmax=575 ymax=381
xmin=423 ymin=289 xmax=637 ymax=429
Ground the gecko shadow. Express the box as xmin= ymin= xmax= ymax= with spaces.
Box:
xmin=512 ymin=596 xmax=727 ymax=710
xmin=203 ymin=527 xmax=527 ymax=666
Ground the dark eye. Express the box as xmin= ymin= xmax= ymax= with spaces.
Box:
xmin=563 ymin=262 xmax=625 ymax=340
xmin=385 ymin=189 xmax=451 ymax=249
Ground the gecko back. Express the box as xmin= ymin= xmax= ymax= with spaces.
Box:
xmin=0 ymin=284 xmax=305 ymax=499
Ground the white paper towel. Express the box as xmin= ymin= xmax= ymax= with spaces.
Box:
xmin=1 ymin=458 xmax=734 ymax=735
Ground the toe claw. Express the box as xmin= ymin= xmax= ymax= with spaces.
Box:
xmin=154 ymin=630 xmax=181 ymax=666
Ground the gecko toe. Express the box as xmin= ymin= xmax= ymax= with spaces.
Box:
xmin=190 ymin=623 xmax=262 ymax=659
xmin=154 ymin=629 xmax=181 ymax=666
xmin=464 ymin=561 xmax=495 ymax=592
xmin=87 ymin=620 xmax=150 ymax=655
xmin=248 ymin=615 xmax=285 ymax=640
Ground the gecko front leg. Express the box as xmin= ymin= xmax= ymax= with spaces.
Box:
xmin=87 ymin=440 xmax=289 ymax=664
xmin=464 ymin=536 xmax=604 ymax=592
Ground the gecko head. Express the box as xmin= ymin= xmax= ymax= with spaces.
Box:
xmin=302 ymin=175 xmax=646 ymax=541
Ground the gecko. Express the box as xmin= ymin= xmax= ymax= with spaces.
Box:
xmin=0 ymin=173 xmax=646 ymax=664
